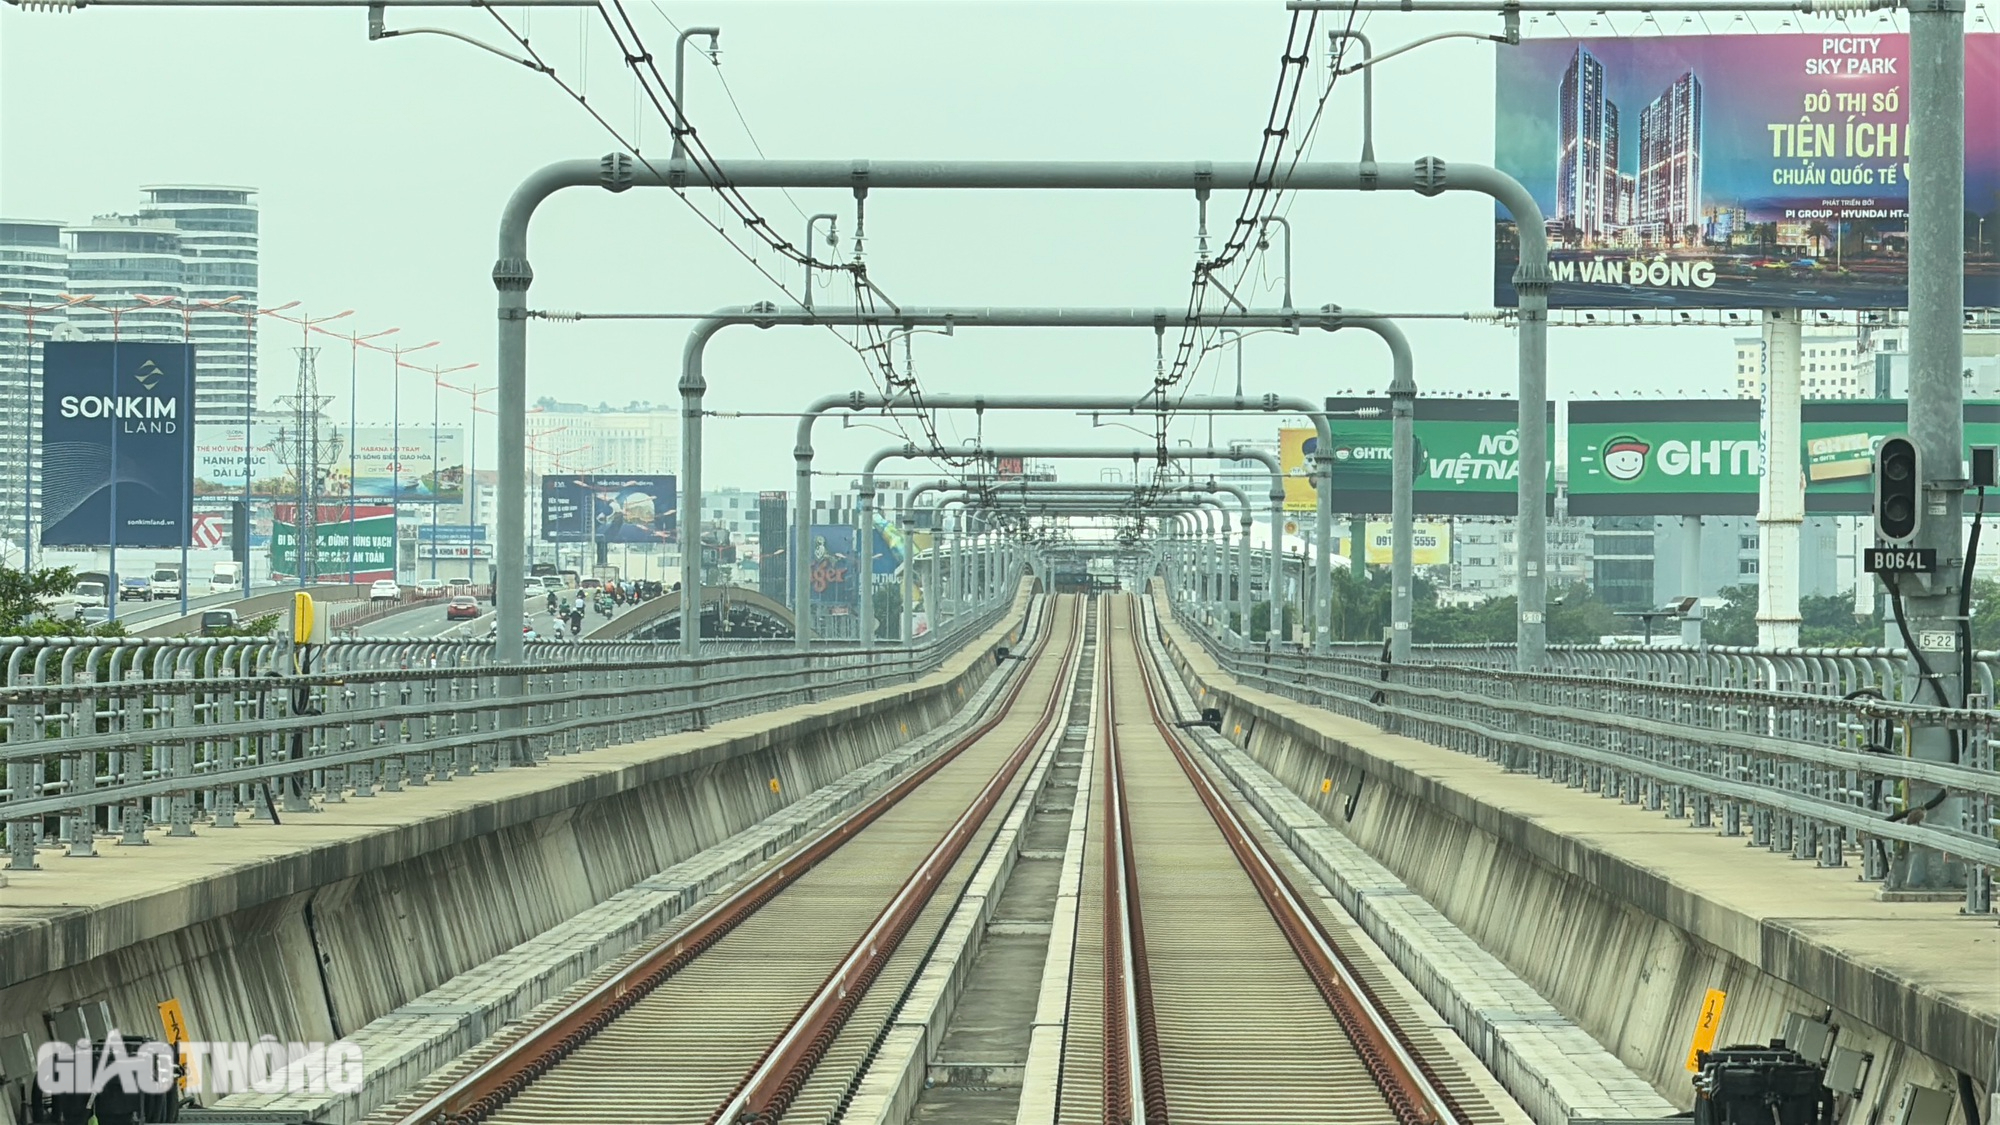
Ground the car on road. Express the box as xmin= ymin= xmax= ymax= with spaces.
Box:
xmin=199 ymin=609 xmax=240 ymax=636
xmin=369 ymin=579 xmax=401 ymax=602
xmin=446 ymin=596 xmax=480 ymax=620
xmin=119 ymin=576 xmax=152 ymax=602
xmin=414 ymin=579 xmax=447 ymax=598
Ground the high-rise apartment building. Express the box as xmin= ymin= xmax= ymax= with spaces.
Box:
xmin=1637 ymin=71 xmax=1703 ymax=245
xmin=0 ymin=218 xmax=71 ymax=552
xmin=1557 ymin=46 xmax=1619 ymax=242
xmin=137 ymin=186 xmax=259 ymax=420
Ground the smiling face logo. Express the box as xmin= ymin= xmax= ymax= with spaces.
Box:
xmin=132 ymin=361 xmax=163 ymax=392
xmin=1602 ymin=436 xmax=1650 ymax=482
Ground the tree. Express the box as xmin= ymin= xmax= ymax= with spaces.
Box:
xmin=0 ymin=565 xmax=81 ymax=631
xmin=1702 ymin=584 xmax=1759 ymax=647
xmin=0 ymin=566 xmax=126 ymax=638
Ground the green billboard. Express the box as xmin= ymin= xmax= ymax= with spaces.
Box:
xmin=1321 ymin=398 xmax=1556 ymax=516
xmin=271 ymin=504 xmax=396 ymax=582
xmin=1567 ymin=400 xmax=2000 ymax=516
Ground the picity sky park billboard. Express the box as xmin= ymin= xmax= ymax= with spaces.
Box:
xmin=40 ymin=341 xmax=196 ymax=548
xmin=1568 ymin=398 xmax=2000 ymax=515
xmin=1494 ymin=33 xmax=2000 ymax=309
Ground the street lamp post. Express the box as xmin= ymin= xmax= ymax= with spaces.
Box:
xmin=0 ymin=293 xmax=96 ymax=573
xmin=404 ymin=360 xmax=476 ymax=580
xmin=442 ymin=382 xmax=496 ymax=580
xmin=316 ymin=323 xmax=398 ymax=585
xmin=366 ymin=339 xmax=439 ymax=578
xmin=240 ymin=301 xmax=300 ymax=595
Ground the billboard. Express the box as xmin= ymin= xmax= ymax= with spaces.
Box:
xmin=871 ymin=512 xmax=907 ymax=576
xmin=758 ymin=491 xmax=789 ymax=603
xmin=1494 ymin=34 xmax=2000 ymax=309
xmin=1568 ymin=400 xmax=1762 ymax=515
xmin=191 ymin=423 xmax=465 ymax=502
xmin=1348 ymin=521 xmax=1452 ymax=566
xmin=347 ymin=425 xmax=464 ymax=503
xmin=540 ymin=475 xmax=678 ymax=543
xmin=270 ymin=504 xmax=395 ymax=582
xmin=40 ymin=341 xmax=196 ymax=548
xmin=1291 ymin=399 xmax=1557 ymax=517
xmin=193 ymin=424 xmax=285 ymax=496
xmin=1566 ymin=399 xmax=2000 ymax=514
xmin=808 ymin=523 xmax=859 ymax=610
xmin=416 ymin=525 xmax=488 ymax=560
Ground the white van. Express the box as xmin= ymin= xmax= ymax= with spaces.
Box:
xmin=209 ymin=561 xmax=242 ymax=595
xmin=151 ymin=564 xmax=183 ymax=600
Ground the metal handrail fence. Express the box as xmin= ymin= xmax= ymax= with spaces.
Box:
xmin=1293 ymin=638 xmax=2000 ymax=702
xmin=0 ymin=587 xmax=1024 ymax=872
xmin=1162 ymin=594 xmax=1999 ymax=915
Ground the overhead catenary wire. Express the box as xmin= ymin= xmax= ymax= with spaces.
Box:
xmin=481 ymin=3 xmax=967 ymax=471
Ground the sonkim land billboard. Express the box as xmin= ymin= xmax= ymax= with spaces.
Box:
xmin=1567 ymin=399 xmax=2000 ymax=514
xmin=1283 ymin=399 xmax=1557 ymax=516
xmin=40 ymin=341 xmax=196 ymax=548
xmin=1494 ymin=34 xmax=2000 ymax=309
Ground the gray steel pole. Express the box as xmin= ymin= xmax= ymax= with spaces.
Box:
xmin=792 ymin=381 xmax=1337 ymax=647
xmin=1894 ymin=0 xmax=1968 ymax=892
xmin=1681 ymin=515 xmax=1704 ymax=647
xmin=670 ymin=28 xmax=720 ymax=163
xmin=859 ymin=442 xmax=1283 ymax=646
xmin=495 ymin=152 xmax=1548 ymax=664
xmin=930 ymin=483 xmax=1242 ymax=633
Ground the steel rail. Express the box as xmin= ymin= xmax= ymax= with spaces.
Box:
xmin=395 ymin=597 xmax=1071 ymax=1125
xmin=1119 ymin=596 xmax=1470 ymax=1125
xmin=716 ymin=600 xmax=1089 ymax=1123
xmin=1099 ymin=599 xmax=1159 ymax=1125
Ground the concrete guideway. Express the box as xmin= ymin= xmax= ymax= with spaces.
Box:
xmin=1147 ymin=586 xmax=2000 ymax=1116
xmin=0 ymin=584 xmax=1037 ymax=1016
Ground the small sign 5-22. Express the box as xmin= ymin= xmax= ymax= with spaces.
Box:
xmin=1864 ymin=547 xmax=1939 ymax=574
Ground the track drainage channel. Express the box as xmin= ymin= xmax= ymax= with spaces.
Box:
xmin=908 ymin=607 xmax=1099 ymax=1125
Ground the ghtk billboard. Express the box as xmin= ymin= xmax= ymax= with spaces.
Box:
xmin=1567 ymin=399 xmax=2000 ymax=514
xmin=1494 ymin=34 xmax=2000 ymax=308
xmin=540 ymin=475 xmax=677 ymax=543
xmin=1568 ymin=400 xmax=1763 ymax=515
xmin=40 ymin=341 xmax=196 ymax=548
xmin=1297 ymin=399 xmax=1557 ymax=516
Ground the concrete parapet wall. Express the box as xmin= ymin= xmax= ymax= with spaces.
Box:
xmin=1154 ymin=607 xmax=1995 ymax=1125
xmin=0 ymin=589 xmax=1032 ymax=1060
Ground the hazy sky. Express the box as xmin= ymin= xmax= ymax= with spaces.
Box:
xmin=1 ymin=1 xmax=1762 ymax=493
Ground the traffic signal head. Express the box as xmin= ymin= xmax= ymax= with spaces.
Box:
xmin=1873 ymin=436 xmax=1921 ymax=543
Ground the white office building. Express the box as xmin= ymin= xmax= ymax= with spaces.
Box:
xmin=1733 ymin=328 xmax=1871 ymax=400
